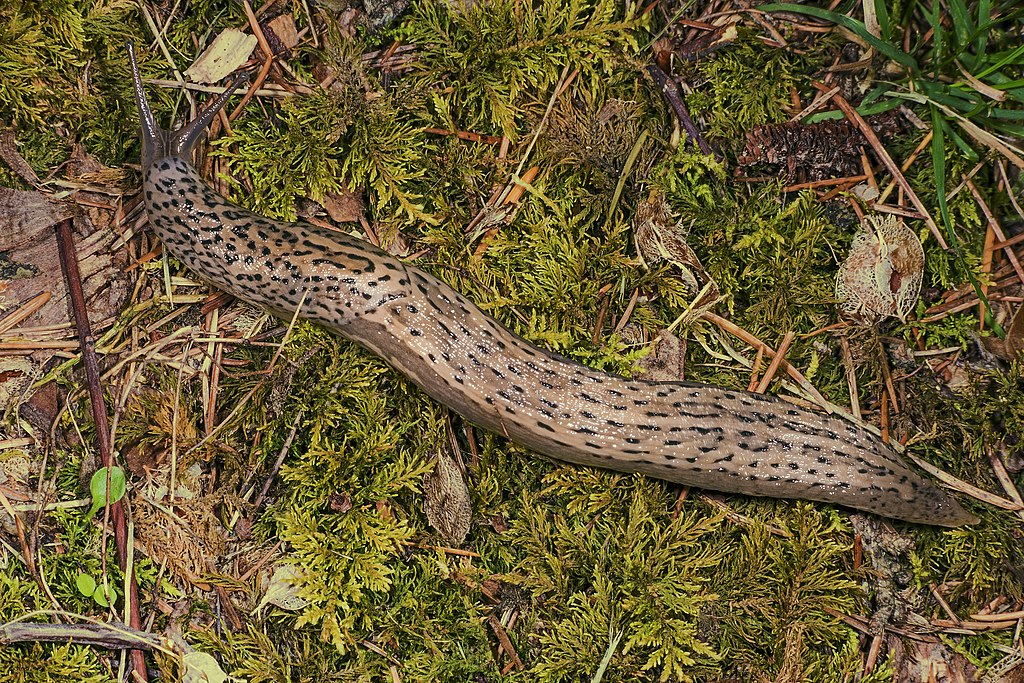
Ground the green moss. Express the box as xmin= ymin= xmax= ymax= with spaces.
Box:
xmin=686 ymin=34 xmax=797 ymax=141
xmin=399 ymin=0 xmax=641 ymax=138
xmin=0 ymin=640 xmax=111 ymax=683
xmin=215 ymin=57 xmax=429 ymax=222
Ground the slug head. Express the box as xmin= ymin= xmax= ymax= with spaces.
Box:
xmin=126 ymin=42 xmax=248 ymax=168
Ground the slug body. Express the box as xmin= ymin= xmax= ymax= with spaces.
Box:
xmin=128 ymin=46 xmax=976 ymax=527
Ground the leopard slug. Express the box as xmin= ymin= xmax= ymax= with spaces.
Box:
xmin=128 ymin=45 xmax=976 ymax=527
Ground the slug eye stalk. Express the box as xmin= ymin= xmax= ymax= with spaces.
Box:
xmin=126 ymin=41 xmax=248 ymax=167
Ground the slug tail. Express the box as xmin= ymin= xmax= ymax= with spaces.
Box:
xmin=169 ymin=71 xmax=248 ymax=159
xmin=127 ymin=42 xmax=168 ymax=168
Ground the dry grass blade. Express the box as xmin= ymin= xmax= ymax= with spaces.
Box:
xmin=818 ymin=85 xmax=949 ymax=249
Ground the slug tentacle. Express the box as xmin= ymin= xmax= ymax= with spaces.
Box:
xmin=127 ymin=43 xmax=248 ymax=164
xmin=128 ymin=44 xmax=978 ymax=527
xmin=127 ymin=42 xmax=167 ymax=169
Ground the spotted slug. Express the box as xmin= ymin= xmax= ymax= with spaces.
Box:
xmin=127 ymin=45 xmax=976 ymax=527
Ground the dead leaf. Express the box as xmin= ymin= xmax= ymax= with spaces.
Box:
xmin=255 ymin=564 xmax=309 ymax=613
xmin=635 ymin=329 xmax=686 ymax=382
xmin=0 ymin=357 xmax=37 ymax=416
xmin=423 ymin=449 xmax=472 ymax=546
xmin=836 ymin=214 xmax=924 ymax=322
xmin=262 ymin=14 xmax=299 ymax=54
xmin=181 ymin=651 xmax=230 ymax=683
xmin=888 ymin=637 xmax=979 ymax=683
xmin=633 ymin=191 xmax=720 ymax=324
xmin=186 ymin=29 xmax=257 ymax=84
xmin=322 ymin=188 xmax=365 ymax=223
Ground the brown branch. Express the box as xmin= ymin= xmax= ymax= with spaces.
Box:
xmin=487 ymin=613 xmax=524 ymax=671
xmin=646 ymin=63 xmax=713 ymax=156
xmin=54 ymin=218 xmax=148 ymax=681
xmin=0 ymin=621 xmax=163 ymax=651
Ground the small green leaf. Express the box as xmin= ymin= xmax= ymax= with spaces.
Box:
xmin=92 ymin=586 xmax=109 ymax=607
xmin=75 ymin=573 xmax=96 ymax=597
xmin=87 ymin=466 xmax=127 ymax=519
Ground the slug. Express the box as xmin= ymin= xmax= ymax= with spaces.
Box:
xmin=127 ymin=44 xmax=976 ymax=527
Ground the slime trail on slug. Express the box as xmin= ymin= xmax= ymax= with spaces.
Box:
xmin=127 ymin=44 xmax=976 ymax=527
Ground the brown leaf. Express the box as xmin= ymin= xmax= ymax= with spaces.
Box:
xmin=636 ymin=329 xmax=687 ymax=382
xmin=633 ymin=192 xmax=720 ymax=324
xmin=329 ymin=491 xmax=353 ymax=513
xmin=888 ymin=637 xmax=979 ymax=683
xmin=322 ymin=188 xmax=365 ymax=223
xmin=423 ymin=449 xmax=472 ymax=546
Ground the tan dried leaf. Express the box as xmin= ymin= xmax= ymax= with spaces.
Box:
xmin=633 ymin=192 xmax=721 ymax=324
xmin=836 ymin=215 xmax=924 ymax=322
xmin=181 ymin=652 xmax=230 ymax=683
xmin=186 ymin=29 xmax=257 ymax=84
xmin=255 ymin=564 xmax=309 ymax=613
xmin=636 ymin=329 xmax=687 ymax=382
xmin=423 ymin=450 xmax=472 ymax=546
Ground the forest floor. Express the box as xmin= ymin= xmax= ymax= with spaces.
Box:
xmin=0 ymin=0 xmax=1022 ymax=681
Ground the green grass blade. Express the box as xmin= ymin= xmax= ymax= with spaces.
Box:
xmin=987 ymin=121 xmax=1024 ymax=138
xmin=943 ymin=116 xmax=980 ymax=161
xmin=872 ymin=0 xmax=891 ymax=40
xmin=759 ymin=3 xmax=918 ymax=70
xmin=974 ymin=43 xmax=1024 ymax=80
xmin=946 ymin=0 xmax=975 ymax=55
xmin=930 ymin=0 xmax=943 ymax=74
xmin=804 ymin=96 xmax=901 ymax=123
xmin=974 ymin=0 xmax=991 ymax=57
xmin=931 ymin=106 xmax=952 ymax=244
xmin=930 ymin=105 xmax=1004 ymax=337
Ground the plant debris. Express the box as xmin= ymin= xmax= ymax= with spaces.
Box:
xmin=836 ymin=214 xmax=925 ymax=322
xmin=738 ymin=112 xmax=903 ymax=181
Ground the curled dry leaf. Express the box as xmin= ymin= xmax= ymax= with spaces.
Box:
xmin=633 ymin=192 xmax=720 ymax=324
xmin=636 ymin=329 xmax=687 ymax=382
xmin=322 ymin=188 xmax=365 ymax=224
xmin=835 ymin=215 xmax=924 ymax=322
xmin=423 ymin=449 xmax=472 ymax=546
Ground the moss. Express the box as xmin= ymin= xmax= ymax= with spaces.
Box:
xmin=0 ymin=640 xmax=111 ymax=683
xmin=2 ymin=0 xmax=1023 ymax=680
xmin=686 ymin=33 xmax=798 ymax=141
xmin=398 ymin=0 xmax=641 ymax=138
